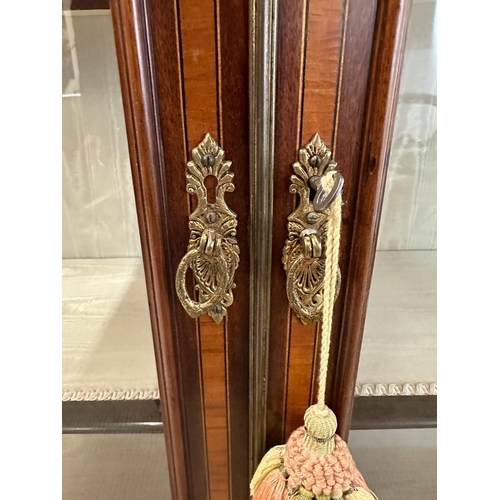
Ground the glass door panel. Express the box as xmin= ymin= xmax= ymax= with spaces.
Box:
xmin=357 ymin=0 xmax=437 ymax=397
xmin=62 ymin=6 xmax=169 ymax=499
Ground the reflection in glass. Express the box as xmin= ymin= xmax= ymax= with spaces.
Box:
xmin=357 ymin=0 xmax=437 ymax=396
xmin=62 ymin=9 xmax=170 ymax=497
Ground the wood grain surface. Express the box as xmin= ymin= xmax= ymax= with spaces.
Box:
xmin=110 ymin=0 xmax=412 ymax=495
xmin=329 ymin=0 xmax=413 ymax=439
xmin=268 ymin=0 xmax=350 ymax=448
xmin=301 ymin=0 xmax=345 ymax=141
xmin=112 ymin=0 xmax=250 ymax=498
xmin=267 ymin=0 xmax=307 ymax=449
xmin=176 ymin=1 xmax=229 ymax=496
xmin=267 ymin=0 xmax=411 ymax=449
xmin=110 ymin=0 xmax=190 ymax=496
xmin=64 ymin=0 xmax=110 ymax=9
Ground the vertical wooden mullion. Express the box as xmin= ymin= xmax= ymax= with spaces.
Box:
xmin=266 ymin=0 xmax=307 ymax=451
xmin=175 ymin=1 xmax=230 ymax=498
xmin=220 ymin=0 xmax=251 ymax=494
xmin=110 ymin=0 xmax=194 ymax=496
xmin=329 ymin=0 xmax=412 ymax=440
xmin=283 ymin=0 xmax=347 ymax=439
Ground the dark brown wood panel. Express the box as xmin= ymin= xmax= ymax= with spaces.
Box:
xmin=113 ymin=0 xmax=251 ymax=498
xmin=199 ymin=317 xmax=230 ymax=498
xmin=328 ymin=0 xmax=412 ymax=439
xmin=113 ymin=0 xmax=410 ymax=494
xmin=145 ymin=0 xmax=211 ymax=496
xmin=268 ymin=0 xmax=351 ymax=449
xmin=284 ymin=317 xmax=317 ymax=437
xmin=178 ymin=0 xmax=219 ymax=147
xmin=267 ymin=0 xmax=307 ymax=450
xmin=176 ymin=1 xmax=230 ymax=497
xmin=322 ymin=0 xmax=379 ymax=440
xmin=267 ymin=0 xmax=410 ymax=451
xmin=110 ymin=0 xmax=192 ymax=497
xmin=219 ymin=0 xmax=251 ymax=495
xmin=301 ymin=0 xmax=345 ymax=141
xmin=283 ymin=0 xmax=346 ymax=442
xmin=64 ymin=0 xmax=109 ymax=9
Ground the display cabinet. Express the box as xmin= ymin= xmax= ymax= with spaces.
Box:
xmin=62 ymin=1 xmax=436 ymax=499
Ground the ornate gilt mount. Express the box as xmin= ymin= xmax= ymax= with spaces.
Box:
xmin=175 ymin=134 xmax=239 ymax=324
xmin=283 ymin=134 xmax=342 ymax=324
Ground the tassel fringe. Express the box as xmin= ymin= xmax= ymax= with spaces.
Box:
xmin=343 ymin=486 xmax=379 ymax=500
xmin=251 ymin=468 xmax=287 ymax=500
xmin=289 ymin=486 xmax=315 ymax=499
xmin=250 ymin=445 xmax=285 ymax=496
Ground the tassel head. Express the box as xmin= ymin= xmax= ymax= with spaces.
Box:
xmin=303 ymin=404 xmax=337 ymax=455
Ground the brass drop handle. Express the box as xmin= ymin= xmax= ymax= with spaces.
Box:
xmin=282 ymin=134 xmax=342 ymax=324
xmin=175 ymin=134 xmax=240 ymax=324
xmin=300 ymin=228 xmax=322 ymax=258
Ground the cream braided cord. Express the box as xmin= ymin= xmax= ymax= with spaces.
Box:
xmin=317 ymin=193 xmax=342 ymax=410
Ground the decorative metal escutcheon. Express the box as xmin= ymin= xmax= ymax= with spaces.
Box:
xmin=175 ymin=134 xmax=239 ymax=324
xmin=283 ymin=133 xmax=342 ymax=324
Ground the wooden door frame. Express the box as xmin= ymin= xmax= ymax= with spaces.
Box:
xmin=329 ymin=0 xmax=413 ymax=438
xmin=109 ymin=0 xmax=412 ymax=496
xmin=110 ymin=1 xmax=189 ymax=496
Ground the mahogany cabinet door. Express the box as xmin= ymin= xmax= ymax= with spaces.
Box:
xmin=109 ymin=0 xmax=411 ymax=498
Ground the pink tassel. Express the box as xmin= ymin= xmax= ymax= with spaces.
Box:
xmin=252 ymin=468 xmax=288 ymax=500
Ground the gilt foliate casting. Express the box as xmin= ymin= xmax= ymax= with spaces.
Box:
xmin=175 ymin=134 xmax=239 ymax=324
xmin=283 ymin=134 xmax=341 ymax=324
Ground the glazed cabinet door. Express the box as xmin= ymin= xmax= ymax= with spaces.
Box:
xmin=62 ymin=3 xmax=171 ymax=498
xmin=106 ymin=0 xmax=411 ymax=499
xmin=111 ymin=1 xmax=251 ymax=498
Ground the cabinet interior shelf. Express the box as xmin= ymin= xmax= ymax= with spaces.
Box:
xmin=62 ymin=251 xmax=436 ymax=401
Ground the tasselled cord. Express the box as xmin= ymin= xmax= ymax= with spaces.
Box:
xmin=317 ymin=192 xmax=342 ymax=410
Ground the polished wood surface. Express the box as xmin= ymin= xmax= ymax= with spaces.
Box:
xmin=324 ymin=0 xmax=379 ymax=439
xmin=329 ymin=0 xmax=412 ymax=438
xmin=268 ymin=0 xmax=365 ymax=448
xmin=285 ymin=0 xmax=346 ymax=439
xmin=301 ymin=0 xmax=345 ymax=141
xmin=218 ymin=0 xmax=251 ymax=495
xmin=267 ymin=0 xmax=307 ymax=449
xmin=199 ymin=317 xmax=230 ymax=498
xmin=267 ymin=0 xmax=411 ymax=450
xmin=112 ymin=0 xmax=250 ymax=498
xmin=65 ymin=0 xmax=109 ymax=9
xmin=110 ymin=1 xmax=190 ymax=496
xmin=284 ymin=317 xmax=317 ymax=437
xmin=177 ymin=1 xmax=229 ymax=496
xmin=179 ymin=0 xmax=219 ymax=146
xmin=111 ymin=0 xmax=411 ymax=495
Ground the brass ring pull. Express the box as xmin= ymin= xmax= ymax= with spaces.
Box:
xmin=285 ymin=256 xmax=341 ymax=324
xmin=175 ymin=248 xmax=230 ymax=320
xmin=175 ymin=134 xmax=239 ymax=324
xmin=283 ymin=134 xmax=342 ymax=324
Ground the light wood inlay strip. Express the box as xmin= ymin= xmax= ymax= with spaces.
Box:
xmin=179 ymin=0 xmax=218 ymax=148
xmin=179 ymin=1 xmax=230 ymax=496
xmin=199 ymin=316 xmax=230 ymax=498
xmin=301 ymin=0 xmax=345 ymax=142
xmin=285 ymin=0 xmax=346 ymax=436
xmin=284 ymin=316 xmax=317 ymax=438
